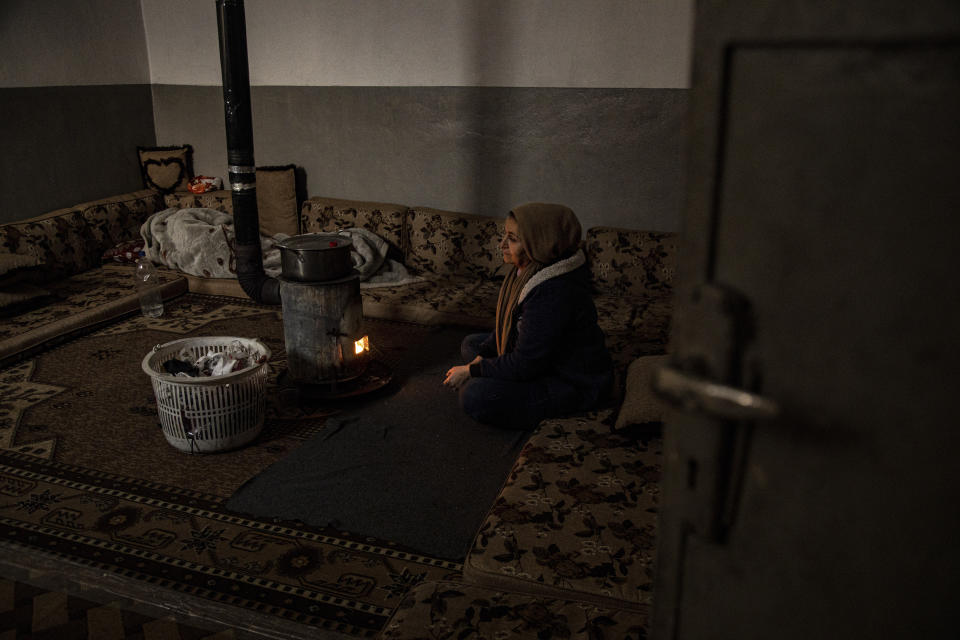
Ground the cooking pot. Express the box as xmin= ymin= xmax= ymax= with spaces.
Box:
xmin=276 ymin=233 xmax=354 ymax=282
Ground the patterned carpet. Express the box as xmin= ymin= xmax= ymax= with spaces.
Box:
xmin=0 ymin=294 xmax=466 ymax=637
xmin=0 ymin=575 xmax=236 ymax=639
xmin=1 ymin=294 xmax=322 ymax=496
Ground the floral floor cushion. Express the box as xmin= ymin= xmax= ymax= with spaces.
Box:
xmin=362 ymin=277 xmax=501 ymax=328
xmin=463 ymin=409 xmax=662 ymax=611
xmin=379 ymin=579 xmax=648 ymax=640
xmin=0 ymin=265 xmax=187 ymax=368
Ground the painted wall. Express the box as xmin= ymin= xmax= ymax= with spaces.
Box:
xmin=142 ymin=0 xmax=691 ymax=88
xmin=0 ymin=0 xmax=150 ymax=87
xmin=144 ymin=0 xmax=693 ymax=231
xmin=0 ymin=1 xmax=693 ymax=229
xmin=0 ymin=0 xmax=154 ymax=223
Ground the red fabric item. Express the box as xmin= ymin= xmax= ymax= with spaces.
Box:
xmin=101 ymin=239 xmax=145 ymax=264
xmin=188 ymin=176 xmax=221 ymax=194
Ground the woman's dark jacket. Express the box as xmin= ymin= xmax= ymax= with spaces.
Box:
xmin=470 ymin=262 xmax=613 ymax=407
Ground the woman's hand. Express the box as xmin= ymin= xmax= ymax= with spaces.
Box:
xmin=443 ymin=364 xmax=472 ymax=390
xmin=443 ymin=355 xmax=483 ymax=389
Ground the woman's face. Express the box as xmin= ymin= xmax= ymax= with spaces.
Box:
xmin=500 ymin=216 xmax=530 ymax=269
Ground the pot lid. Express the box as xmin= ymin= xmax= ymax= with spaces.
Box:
xmin=276 ymin=233 xmax=353 ymax=251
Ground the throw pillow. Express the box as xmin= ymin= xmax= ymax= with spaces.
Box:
xmin=137 ymin=145 xmax=194 ymax=193
xmin=255 ymin=165 xmax=299 ymax=236
xmin=614 ymin=354 xmax=670 ymax=430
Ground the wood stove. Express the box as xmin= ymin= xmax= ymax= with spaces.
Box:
xmin=217 ymin=0 xmax=389 ymax=399
xmin=280 ymin=271 xmax=367 ymax=384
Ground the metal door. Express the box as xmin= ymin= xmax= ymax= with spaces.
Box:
xmin=652 ymin=2 xmax=960 ymax=638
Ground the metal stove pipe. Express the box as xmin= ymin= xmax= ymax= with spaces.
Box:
xmin=216 ymin=0 xmax=280 ymax=305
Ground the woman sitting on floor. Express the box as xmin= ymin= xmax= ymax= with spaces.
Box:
xmin=442 ymin=203 xmax=613 ymax=430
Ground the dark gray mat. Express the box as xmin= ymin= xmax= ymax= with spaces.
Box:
xmin=226 ymin=323 xmax=528 ymax=561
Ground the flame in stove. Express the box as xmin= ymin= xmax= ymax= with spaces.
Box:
xmin=354 ymin=335 xmax=369 ymax=355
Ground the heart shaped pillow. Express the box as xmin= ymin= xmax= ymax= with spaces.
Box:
xmin=138 ymin=145 xmax=194 ymax=193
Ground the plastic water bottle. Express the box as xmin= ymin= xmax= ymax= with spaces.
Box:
xmin=135 ymin=251 xmax=164 ymax=318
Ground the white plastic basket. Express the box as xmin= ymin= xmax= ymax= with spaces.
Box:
xmin=141 ymin=336 xmax=271 ymax=453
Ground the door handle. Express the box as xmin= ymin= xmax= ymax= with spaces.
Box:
xmin=653 ymin=365 xmax=780 ymax=421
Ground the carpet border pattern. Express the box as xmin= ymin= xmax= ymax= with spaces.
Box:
xmin=0 ymin=450 xmax=462 ymax=637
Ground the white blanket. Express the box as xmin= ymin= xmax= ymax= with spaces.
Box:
xmin=342 ymin=227 xmax=425 ymax=288
xmin=140 ymin=208 xmax=421 ymax=288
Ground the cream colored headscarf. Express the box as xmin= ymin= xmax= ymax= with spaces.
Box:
xmin=494 ymin=203 xmax=583 ymax=354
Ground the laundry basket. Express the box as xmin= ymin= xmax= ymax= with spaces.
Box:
xmin=141 ymin=336 xmax=271 ymax=453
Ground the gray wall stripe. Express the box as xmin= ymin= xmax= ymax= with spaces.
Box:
xmin=154 ymin=85 xmax=688 ymax=231
xmin=1 ymin=85 xmax=155 ymax=224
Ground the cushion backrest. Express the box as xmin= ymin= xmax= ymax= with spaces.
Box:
xmin=254 ymin=165 xmax=299 ymax=237
xmin=404 ymin=206 xmax=505 ymax=279
xmin=165 ymin=190 xmax=234 ymax=214
xmin=585 ymin=227 xmax=678 ymax=297
xmin=163 ymin=165 xmax=300 ymax=237
xmin=75 ymin=189 xmax=165 ymax=258
xmin=0 ymin=190 xmax=163 ymax=281
xmin=0 ymin=210 xmax=95 ymax=280
xmin=301 ymin=197 xmax=407 ymax=258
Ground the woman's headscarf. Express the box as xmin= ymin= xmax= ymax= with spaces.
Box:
xmin=494 ymin=203 xmax=582 ymax=354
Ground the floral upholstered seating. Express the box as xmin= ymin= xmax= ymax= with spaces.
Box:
xmin=379 ymin=579 xmax=648 ymax=640
xmin=361 ymin=278 xmax=501 ymax=328
xmin=75 ymin=191 xmax=167 ymax=257
xmin=0 ymin=265 xmax=186 ymax=368
xmin=163 ymin=194 xmax=679 ymax=343
xmin=0 ymin=190 xmax=185 ymax=367
xmin=1 ymin=190 xmax=164 ymax=279
xmin=586 ymin=226 xmax=677 ymax=397
xmin=163 ymin=190 xmax=233 ymax=214
xmin=403 ymin=207 xmax=505 ymax=281
xmin=0 ymin=208 xmax=96 ymax=281
xmin=463 ymin=409 xmax=662 ymax=611
xmin=585 ymin=227 xmax=677 ymax=298
xmin=301 ymin=196 xmax=408 ymax=257
xmin=302 ymin=199 xmax=507 ymax=327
